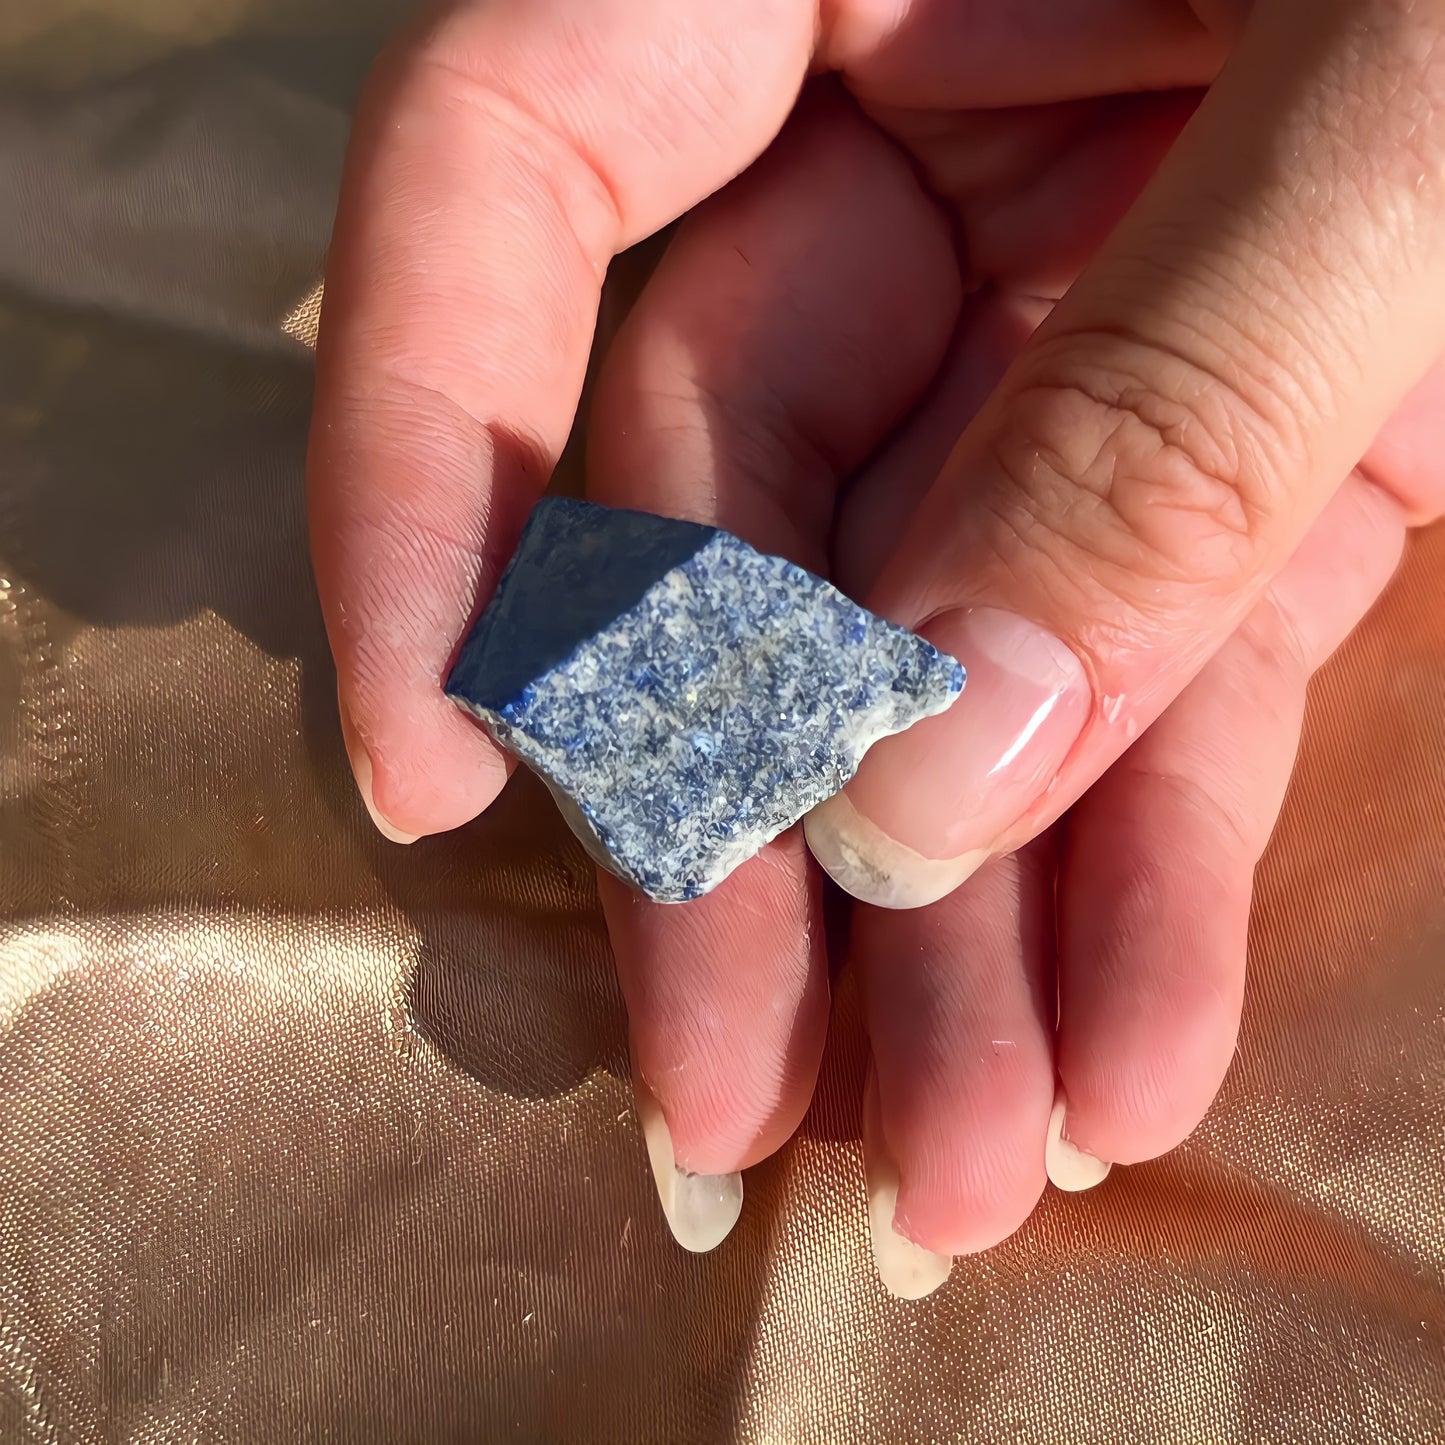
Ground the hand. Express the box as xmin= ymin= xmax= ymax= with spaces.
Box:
xmin=308 ymin=0 xmax=1445 ymax=1295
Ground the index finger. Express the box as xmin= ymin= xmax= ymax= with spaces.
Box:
xmin=307 ymin=0 xmax=813 ymax=838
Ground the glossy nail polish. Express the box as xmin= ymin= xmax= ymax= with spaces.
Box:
xmin=808 ymin=608 xmax=1089 ymax=907
xmin=634 ymin=1081 xmax=742 ymax=1253
xmin=338 ymin=686 xmax=419 ymax=845
xmin=863 ymin=1072 xmax=951 ymax=1299
xmin=1045 ymin=1095 xmax=1112 ymax=1193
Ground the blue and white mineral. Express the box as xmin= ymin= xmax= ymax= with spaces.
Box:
xmin=446 ymin=498 xmax=964 ymax=903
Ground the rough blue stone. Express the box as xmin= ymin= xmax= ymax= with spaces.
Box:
xmin=446 ymin=497 xmax=964 ymax=903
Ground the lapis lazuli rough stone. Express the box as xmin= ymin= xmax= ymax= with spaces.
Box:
xmin=445 ymin=497 xmax=964 ymax=903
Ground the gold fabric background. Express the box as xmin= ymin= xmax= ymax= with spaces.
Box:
xmin=1 ymin=8 xmax=1442 ymax=1442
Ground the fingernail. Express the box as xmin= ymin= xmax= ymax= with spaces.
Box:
xmin=863 ymin=1073 xmax=951 ymax=1299
xmin=634 ymin=1081 xmax=742 ymax=1253
xmin=1045 ymin=1095 xmax=1111 ymax=1193
xmin=807 ymin=607 xmax=1089 ymax=908
xmin=804 ymin=796 xmax=989 ymax=910
xmin=337 ymin=686 xmax=419 ymax=845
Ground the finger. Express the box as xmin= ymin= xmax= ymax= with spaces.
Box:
xmin=838 ymin=90 xmax=1205 ymax=591
xmin=1053 ymin=473 xmax=1410 ymax=1176
xmin=872 ymin=90 xmax=1202 ymax=298
xmin=830 ymin=0 xmax=1221 ymax=110
xmin=1359 ymin=357 xmax=1445 ymax=526
xmin=600 ymin=838 xmax=824 ymax=1250
xmin=807 ymin=0 xmax=1445 ymax=906
xmin=858 ymin=845 xmax=1055 ymax=1296
xmin=308 ymin=0 xmax=814 ymax=839
xmin=587 ymin=82 xmax=961 ymax=564
xmin=584 ymin=87 xmax=961 ymax=1245
xmin=835 ymin=289 xmax=1054 ymax=593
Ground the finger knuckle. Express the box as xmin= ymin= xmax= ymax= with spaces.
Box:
xmin=985 ymin=335 xmax=1298 ymax=622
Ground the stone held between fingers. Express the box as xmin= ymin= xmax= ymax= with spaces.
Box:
xmin=445 ymin=497 xmax=965 ymax=903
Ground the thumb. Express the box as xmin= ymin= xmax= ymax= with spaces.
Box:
xmin=807 ymin=0 xmax=1445 ymax=907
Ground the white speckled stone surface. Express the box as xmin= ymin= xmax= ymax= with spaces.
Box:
xmin=447 ymin=498 xmax=964 ymax=902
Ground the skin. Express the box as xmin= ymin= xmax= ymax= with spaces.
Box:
xmin=308 ymin=0 xmax=1445 ymax=1281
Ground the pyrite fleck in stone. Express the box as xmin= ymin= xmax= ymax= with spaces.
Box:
xmin=445 ymin=498 xmax=964 ymax=903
